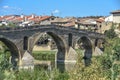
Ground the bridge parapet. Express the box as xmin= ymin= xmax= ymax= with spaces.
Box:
xmin=0 ymin=25 xmax=104 ymax=37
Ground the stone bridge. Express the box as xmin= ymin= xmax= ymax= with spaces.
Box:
xmin=0 ymin=25 xmax=105 ymax=71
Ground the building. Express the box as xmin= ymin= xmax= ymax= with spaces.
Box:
xmin=75 ymin=18 xmax=105 ymax=33
xmin=105 ymin=10 xmax=120 ymax=23
xmin=105 ymin=15 xmax=113 ymax=22
xmin=110 ymin=10 xmax=120 ymax=23
xmin=0 ymin=14 xmax=54 ymax=27
xmin=50 ymin=17 xmax=75 ymax=27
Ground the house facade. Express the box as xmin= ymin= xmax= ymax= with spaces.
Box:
xmin=105 ymin=10 xmax=120 ymax=23
xmin=111 ymin=10 xmax=120 ymax=23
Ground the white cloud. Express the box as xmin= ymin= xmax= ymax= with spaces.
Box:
xmin=2 ymin=5 xmax=22 ymax=11
xmin=1 ymin=5 xmax=22 ymax=14
xmin=3 ymin=5 xmax=10 ymax=9
xmin=53 ymin=9 xmax=60 ymax=14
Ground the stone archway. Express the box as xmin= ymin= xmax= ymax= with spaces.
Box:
xmin=30 ymin=32 xmax=67 ymax=71
xmin=77 ymin=36 xmax=93 ymax=66
xmin=47 ymin=32 xmax=66 ymax=61
xmin=94 ymin=38 xmax=104 ymax=55
xmin=0 ymin=38 xmax=20 ymax=70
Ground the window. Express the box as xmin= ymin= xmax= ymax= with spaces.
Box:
xmin=23 ymin=36 xmax=28 ymax=50
xmin=68 ymin=33 xmax=72 ymax=46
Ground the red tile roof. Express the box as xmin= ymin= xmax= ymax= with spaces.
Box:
xmin=0 ymin=16 xmax=13 ymax=21
xmin=27 ymin=16 xmax=51 ymax=22
xmin=95 ymin=19 xmax=104 ymax=23
xmin=0 ymin=15 xmax=52 ymax=22
xmin=39 ymin=16 xmax=51 ymax=21
xmin=12 ymin=16 xmax=24 ymax=22
xmin=64 ymin=21 xmax=75 ymax=27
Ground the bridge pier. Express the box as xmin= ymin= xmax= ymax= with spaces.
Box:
xmin=83 ymin=49 xmax=92 ymax=66
xmin=55 ymin=47 xmax=77 ymax=72
xmin=19 ymin=51 xmax=34 ymax=70
xmin=65 ymin=47 xmax=77 ymax=71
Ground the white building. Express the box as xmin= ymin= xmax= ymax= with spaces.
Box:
xmin=105 ymin=15 xmax=113 ymax=22
xmin=105 ymin=10 xmax=120 ymax=23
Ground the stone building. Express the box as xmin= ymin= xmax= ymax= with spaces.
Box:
xmin=110 ymin=10 xmax=120 ymax=23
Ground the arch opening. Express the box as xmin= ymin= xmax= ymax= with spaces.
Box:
xmin=0 ymin=38 xmax=19 ymax=70
xmin=32 ymin=32 xmax=66 ymax=71
xmin=23 ymin=36 xmax=28 ymax=50
xmin=68 ymin=33 xmax=72 ymax=47
xmin=95 ymin=38 xmax=105 ymax=52
xmin=76 ymin=36 xmax=92 ymax=66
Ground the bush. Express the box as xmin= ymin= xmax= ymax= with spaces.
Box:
xmin=104 ymin=26 xmax=117 ymax=39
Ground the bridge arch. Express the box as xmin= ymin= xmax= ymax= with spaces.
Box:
xmin=47 ymin=32 xmax=67 ymax=60
xmin=0 ymin=37 xmax=20 ymax=69
xmin=76 ymin=36 xmax=93 ymax=66
xmin=31 ymin=32 xmax=67 ymax=59
xmin=30 ymin=31 xmax=67 ymax=70
xmin=77 ymin=36 xmax=92 ymax=49
xmin=95 ymin=38 xmax=105 ymax=52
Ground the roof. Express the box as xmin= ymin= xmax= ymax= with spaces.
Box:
xmin=63 ymin=21 xmax=75 ymax=27
xmin=51 ymin=18 xmax=72 ymax=23
xmin=95 ymin=19 xmax=104 ymax=23
xmin=0 ymin=15 xmax=52 ymax=22
xmin=12 ymin=16 xmax=24 ymax=22
xmin=39 ymin=16 xmax=51 ymax=21
xmin=110 ymin=10 xmax=120 ymax=14
xmin=27 ymin=16 xmax=51 ymax=22
xmin=78 ymin=22 xmax=97 ymax=26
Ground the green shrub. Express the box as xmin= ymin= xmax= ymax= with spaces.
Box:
xmin=104 ymin=26 xmax=117 ymax=39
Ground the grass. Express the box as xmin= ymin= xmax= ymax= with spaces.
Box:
xmin=33 ymin=50 xmax=57 ymax=54
xmin=32 ymin=50 xmax=56 ymax=61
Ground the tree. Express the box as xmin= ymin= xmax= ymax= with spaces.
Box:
xmin=104 ymin=25 xmax=117 ymax=39
xmin=8 ymin=22 xmax=17 ymax=28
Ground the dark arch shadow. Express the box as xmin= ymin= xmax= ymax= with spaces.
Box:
xmin=77 ymin=36 xmax=92 ymax=66
xmin=32 ymin=32 xmax=66 ymax=72
xmin=47 ymin=32 xmax=66 ymax=72
xmin=0 ymin=38 xmax=19 ymax=70
xmin=95 ymin=38 xmax=105 ymax=52
xmin=95 ymin=38 xmax=99 ymax=47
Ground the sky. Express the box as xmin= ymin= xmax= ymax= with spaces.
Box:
xmin=0 ymin=0 xmax=120 ymax=17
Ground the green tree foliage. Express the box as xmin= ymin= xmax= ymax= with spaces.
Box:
xmin=0 ymin=24 xmax=6 ymax=29
xmin=8 ymin=22 xmax=17 ymax=28
xmin=104 ymin=27 xmax=117 ymax=39
xmin=103 ymin=38 xmax=120 ymax=80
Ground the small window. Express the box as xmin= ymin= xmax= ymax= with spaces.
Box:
xmin=68 ymin=33 xmax=72 ymax=46
xmin=23 ymin=36 xmax=28 ymax=50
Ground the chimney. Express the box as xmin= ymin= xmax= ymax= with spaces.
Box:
xmin=21 ymin=14 xmax=24 ymax=18
xmin=25 ymin=16 xmax=27 ymax=21
xmin=32 ymin=14 xmax=35 ymax=18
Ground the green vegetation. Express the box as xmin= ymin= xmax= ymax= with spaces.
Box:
xmin=0 ymin=22 xmax=18 ymax=29
xmin=8 ymin=22 xmax=17 ymax=28
xmin=0 ymin=24 xmax=6 ymax=29
xmin=33 ymin=51 xmax=56 ymax=60
xmin=0 ymin=41 xmax=12 ymax=71
xmin=104 ymin=24 xmax=118 ymax=39
xmin=68 ymin=38 xmax=120 ymax=80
